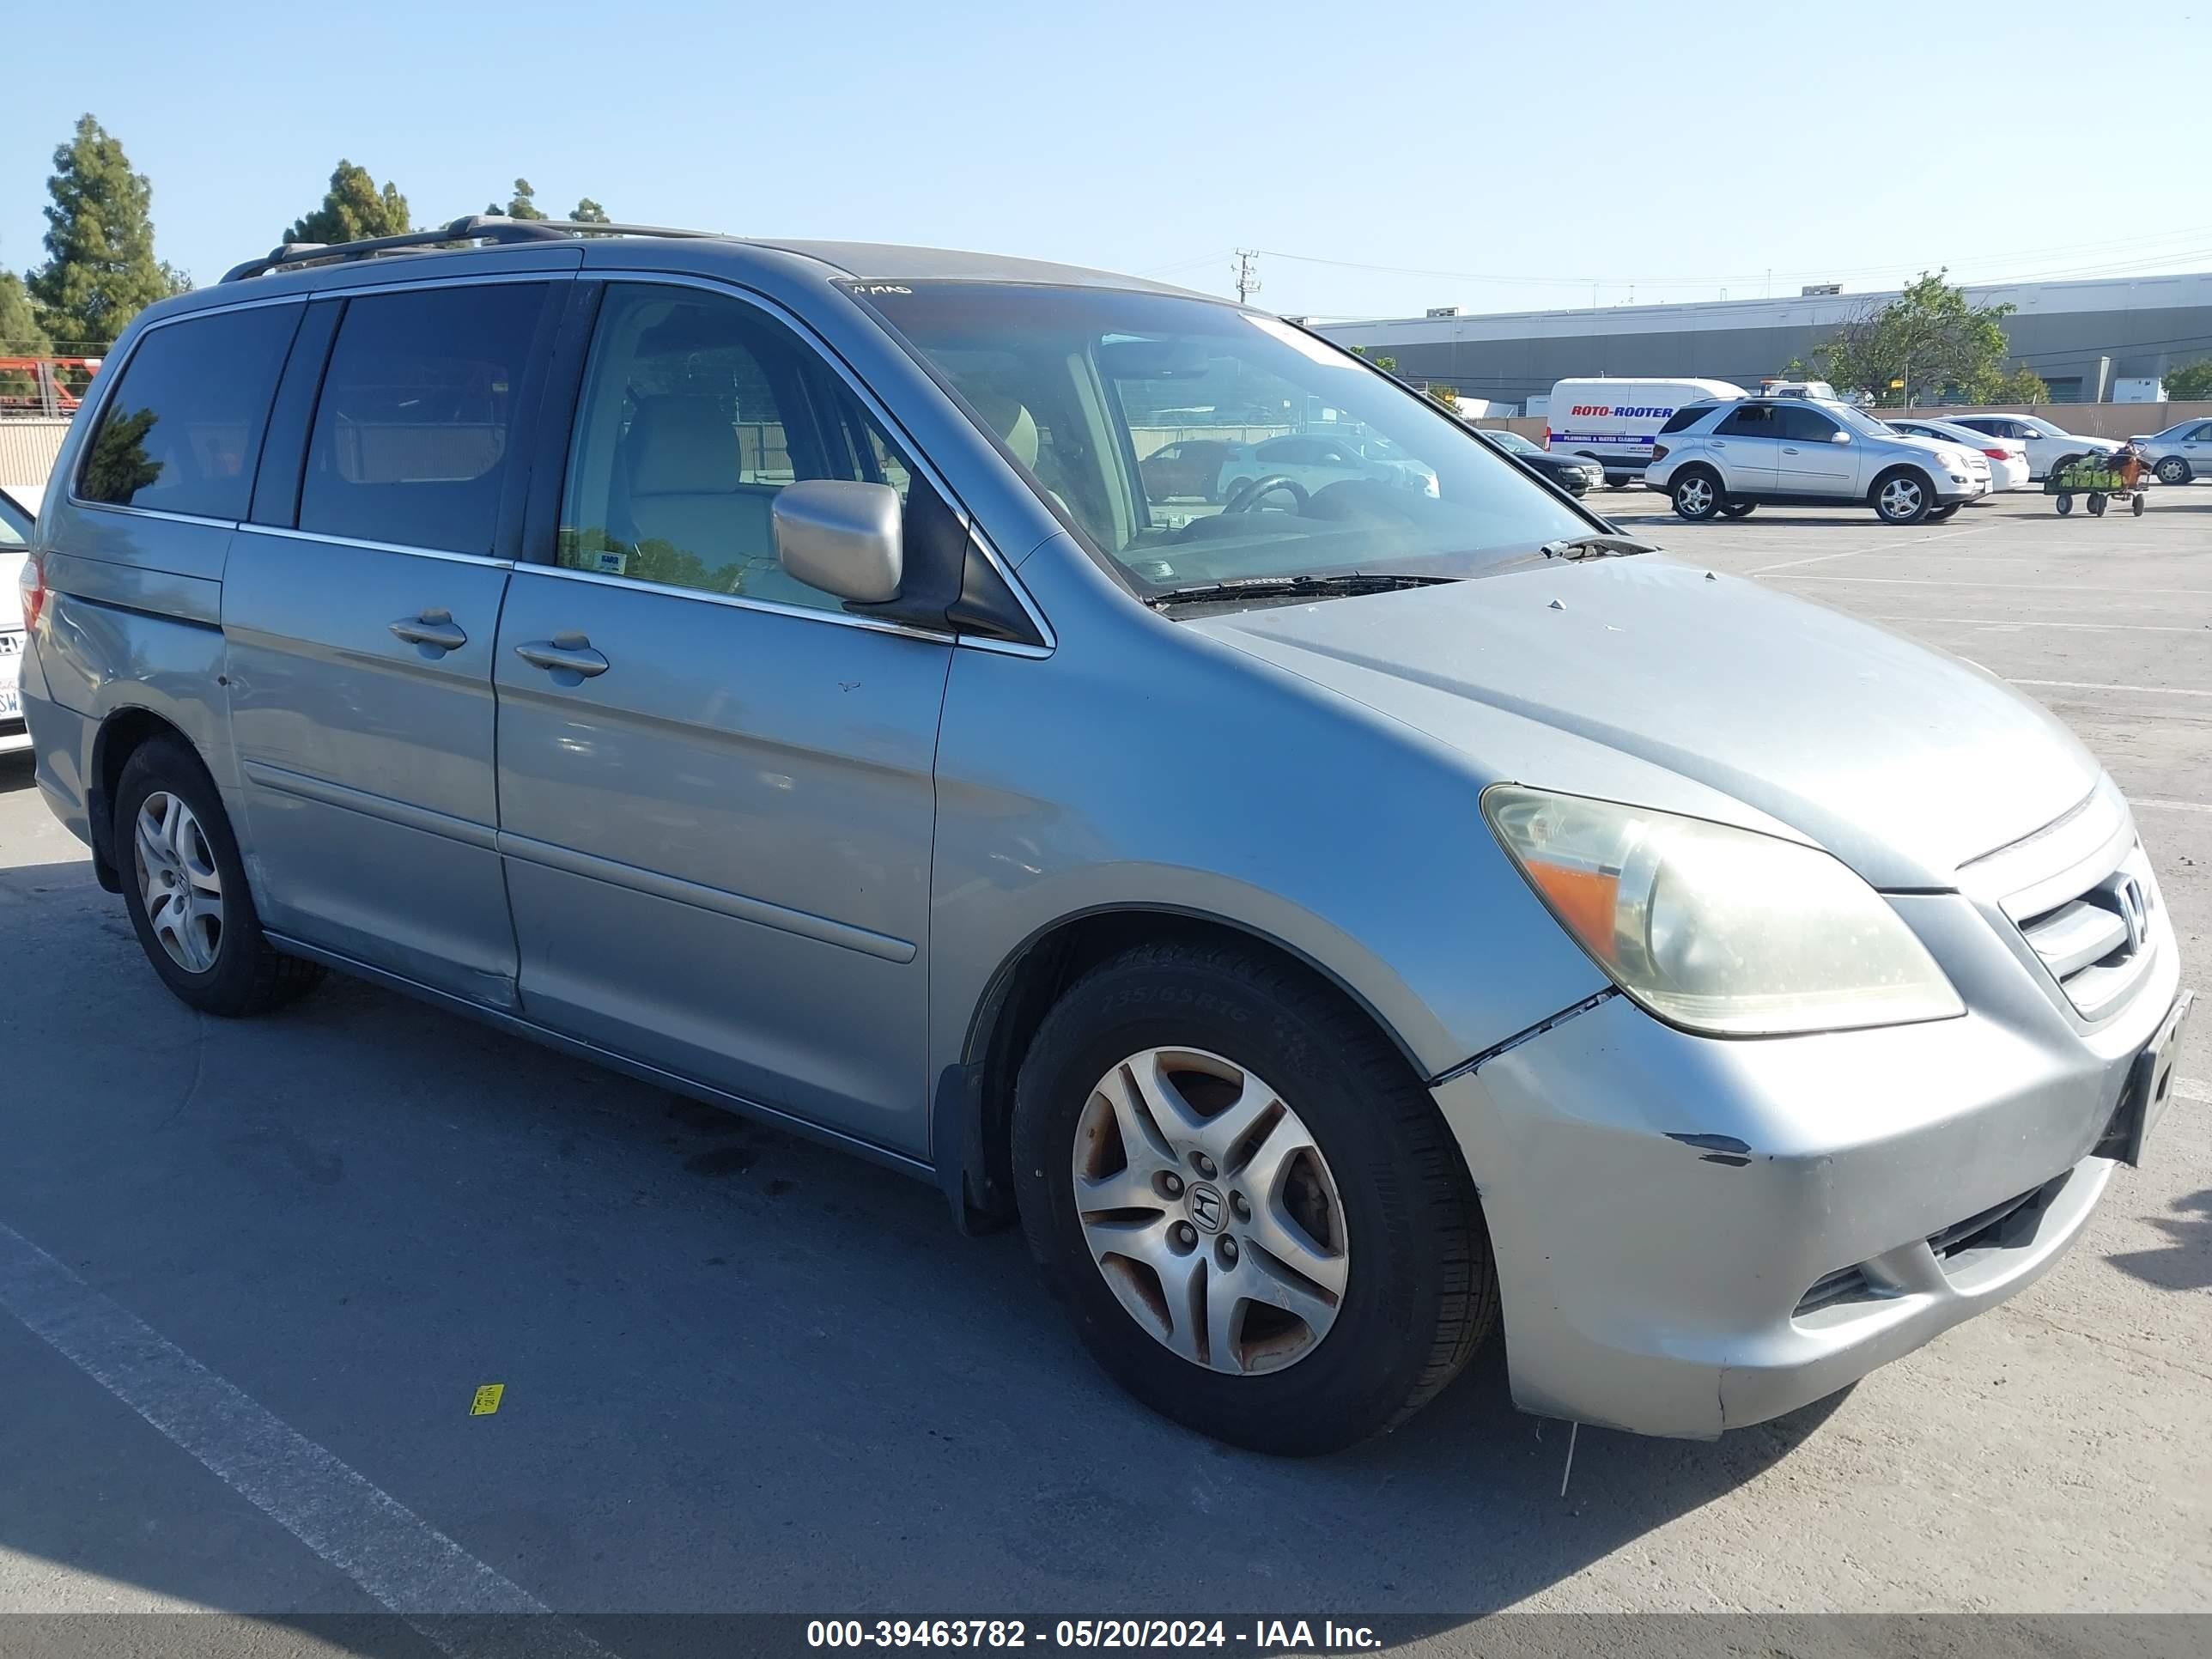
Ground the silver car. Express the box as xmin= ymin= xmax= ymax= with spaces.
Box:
xmin=15 ymin=218 xmax=2191 ymax=1454
xmin=1645 ymin=395 xmax=1989 ymax=523
xmin=2130 ymin=417 xmax=2212 ymax=485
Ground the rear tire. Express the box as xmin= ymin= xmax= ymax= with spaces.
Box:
xmin=2132 ymin=491 xmax=2146 ymax=516
xmin=114 ymin=738 xmax=325 ymax=1018
xmin=2057 ymin=493 xmax=2074 ymax=515
xmin=1926 ymin=504 xmax=1960 ymax=522
xmin=1719 ymin=500 xmax=1757 ymax=519
xmin=1872 ymin=468 xmax=1933 ymax=525
xmin=1671 ymin=468 xmax=1723 ymax=520
xmin=1012 ymin=941 xmax=1496 ymax=1455
xmin=2154 ymin=456 xmax=2191 ymax=485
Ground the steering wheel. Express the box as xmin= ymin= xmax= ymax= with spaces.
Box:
xmin=1219 ymin=474 xmax=1310 ymax=514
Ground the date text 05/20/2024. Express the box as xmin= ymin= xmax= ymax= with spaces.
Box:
xmin=806 ymin=1620 xmax=1382 ymax=1650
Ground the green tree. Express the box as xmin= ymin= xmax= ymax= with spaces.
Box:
xmin=490 ymin=178 xmax=548 ymax=220
xmin=0 ymin=270 xmax=56 ymax=399
xmin=571 ymin=198 xmax=611 ymax=224
xmin=1966 ymin=364 xmax=2051 ymax=405
xmin=0 ymin=270 xmax=52 ymax=353
xmin=2165 ymin=359 xmax=2212 ymax=400
xmin=1352 ymin=348 xmax=1399 ymax=372
xmin=27 ymin=114 xmax=191 ymax=350
xmin=1426 ymin=383 xmax=1461 ymax=411
xmin=1812 ymin=270 xmax=2016 ymax=407
xmin=287 ymin=161 xmax=410 ymax=246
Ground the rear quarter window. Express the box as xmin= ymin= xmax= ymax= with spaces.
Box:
xmin=76 ymin=306 xmax=301 ymax=519
xmin=1658 ymin=404 xmax=1715 ymax=434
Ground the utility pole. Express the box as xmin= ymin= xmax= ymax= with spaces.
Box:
xmin=1233 ymin=250 xmax=1261 ymax=306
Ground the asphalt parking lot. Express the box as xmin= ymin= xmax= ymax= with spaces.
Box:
xmin=1 ymin=486 xmax=2207 ymax=1638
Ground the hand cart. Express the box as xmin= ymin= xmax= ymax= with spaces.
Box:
xmin=2045 ymin=449 xmax=2149 ymax=517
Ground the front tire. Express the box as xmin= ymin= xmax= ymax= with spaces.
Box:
xmin=1872 ymin=468 xmax=1934 ymax=524
xmin=2154 ymin=456 xmax=2191 ymax=485
xmin=1012 ymin=941 xmax=1495 ymax=1455
xmin=1671 ymin=469 xmax=1723 ymax=520
xmin=115 ymin=738 xmax=324 ymax=1018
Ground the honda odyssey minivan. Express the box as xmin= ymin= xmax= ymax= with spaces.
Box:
xmin=16 ymin=216 xmax=2191 ymax=1455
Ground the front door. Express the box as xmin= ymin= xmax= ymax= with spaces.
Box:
xmin=1775 ymin=404 xmax=1858 ymax=496
xmin=1708 ymin=403 xmax=1782 ymax=495
xmin=493 ymin=280 xmax=952 ymax=1153
xmin=225 ymin=277 xmax=564 ymax=1004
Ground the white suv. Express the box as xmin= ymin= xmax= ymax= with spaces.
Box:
xmin=1646 ymin=397 xmax=1988 ymax=525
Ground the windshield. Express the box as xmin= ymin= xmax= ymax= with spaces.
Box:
xmin=1824 ymin=402 xmax=1896 ymax=439
xmin=1484 ymin=428 xmax=1542 ymax=454
xmin=0 ymin=492 xmax=30 ymax=549
xmin=852 ymin=283 xmax=1591 ymax=595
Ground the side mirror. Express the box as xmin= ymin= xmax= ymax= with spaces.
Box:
xmin=1830 ymin=429 xmax=1851 ymax=444
xmin=773 ymin=480 xmax=902 ymax=603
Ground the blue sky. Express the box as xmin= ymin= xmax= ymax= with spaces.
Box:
xmin=4 ymin=0 xmax=2208 ymax=319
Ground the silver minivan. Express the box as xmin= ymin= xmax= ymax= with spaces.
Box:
xmin=16 ymin=219 xmax=2191 ymax=1455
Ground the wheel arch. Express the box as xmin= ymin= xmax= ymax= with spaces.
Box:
xmin=932 ymin=904 xmax=1431 ymax=1233
xmin=1869 ymin=461 xmax=1937 ymax=512
xmin=88 ymin=706 xmax=205 ymax=894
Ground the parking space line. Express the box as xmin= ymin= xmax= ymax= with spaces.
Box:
xmin=1860 ymin=615 xmax=2211 ymax=634
xmin=1781 ymin=576 xmax=2212 ymax=596
xmin=2179 ymin=1079 xmax=2210 ymax=1106
xmin=2130 ymin=799 xmax=2212 ymax=814
xmin=0 ymin=1219 xmax=602 ymax=1654
xmin=1747 ymin=520 xmax=2004 ymax=575
xmin=2010 ymin=679 xmax=2212 ymax=698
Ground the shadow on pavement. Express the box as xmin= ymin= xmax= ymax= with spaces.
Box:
xmin=2108 ymin=1187 xmax=2212 ymax=1293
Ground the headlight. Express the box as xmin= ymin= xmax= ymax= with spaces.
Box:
xmin=1483 ymin=787 xmax=1964 ymax=1036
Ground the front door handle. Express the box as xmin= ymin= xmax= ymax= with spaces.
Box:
xmin=514 ymin=632 xmax=611 ymax=679
xmin=390 ymin=610 xmax=467 ymax=653
xmin=1782 ymin=446 xmax=1802 ymax=454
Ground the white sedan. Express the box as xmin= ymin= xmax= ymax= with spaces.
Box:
xmin=1 ymin=483 xmax=39 ymax=753
xmin=1887 ymin=417 xmax=2031 ymax=492
xmin=1943 ymin=413 xmax=2119 ymax=482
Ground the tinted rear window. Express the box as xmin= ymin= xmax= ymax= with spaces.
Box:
xmin=1715 ymin=404 xmax=1779 ymax=436
xmin=77 ymin=306 xmax=301 ymax=518
xmin=299 ymin=284 xmax=545 ymax=554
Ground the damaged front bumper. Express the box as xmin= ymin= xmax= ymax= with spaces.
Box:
xmin=1432 ymin=887 xmax=2182 ymax=1438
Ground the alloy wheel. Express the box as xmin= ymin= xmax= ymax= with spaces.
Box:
xmin=1675 ymin=476 xmax=1714 ymax=517
xmin=133 ymin=791 xmax=224 ymax=974
xmin=1879 ymin=476 xmax=1924 ymax=520
xmin=1071 ymin=1048 xmax=1348 ymax=1376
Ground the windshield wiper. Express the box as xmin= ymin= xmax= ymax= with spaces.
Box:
xmin=1540 ymin=533 xmax=1661 ymax=561
xmin=1144 ymin=572 xmax=1462 ymax=609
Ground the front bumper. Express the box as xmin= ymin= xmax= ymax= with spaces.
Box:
xmin=1434 ymin=884 xmax=2181 ymax=1438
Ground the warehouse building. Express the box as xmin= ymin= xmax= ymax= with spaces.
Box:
xmin=1313 ymin=271 xmax=2212 ymax=410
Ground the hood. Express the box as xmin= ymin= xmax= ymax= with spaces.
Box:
xmin=1188 ymin=558 xmax=2100 ymax=888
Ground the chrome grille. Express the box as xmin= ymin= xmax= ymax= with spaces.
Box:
xmin=2012 ymin=842 xmax=2157 ymax=1020
xmin=1960 ymin=779 xmax=2159 ymax=1024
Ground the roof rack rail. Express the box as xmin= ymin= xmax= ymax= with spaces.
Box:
xmin=219 ymin=214 xmax=728 ymax=283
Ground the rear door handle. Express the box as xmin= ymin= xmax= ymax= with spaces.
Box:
xmin=514 ymin=632 xmax=611 ymax=679
xmin=390 ymin=610 xmax=467 ymax=653
xmin=1782 ymin=447 xmax=1801 ymax=454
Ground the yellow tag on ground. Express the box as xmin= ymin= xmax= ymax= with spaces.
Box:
xmin=470 ymin=1383 xmax=505 ymax=1417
